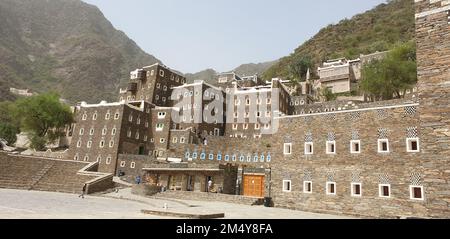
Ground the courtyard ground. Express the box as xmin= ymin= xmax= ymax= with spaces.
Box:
xmin=0 ymin=188 xmax=354 ymax=219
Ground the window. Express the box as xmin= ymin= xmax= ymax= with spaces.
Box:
xmin=379 ymin=184 xmax=391 ymax=198
xmin=130 ymin=162 xmax=136 ymax=169
xmin=267 ymin=98 xmax=271 ymax=104
xmin=114 ymin=113 xmax=120 ymax=120
xmin=135 ymin=132 xmax=140 ymax=140
xmin=264 ymin=124 xmax=270 ymax=129
xmin=255 ymin=124 xmax=260 ymax=130
xmin=82 ymin=114 xmax=87 ymax=120
xmin=158 ymin=112 xmax=166 ymax=119
xmin=225 ymin=155 xmax=230 ymax=161
xmin=129 ymin=114 xmax=133 ymax=122
xmin=156 ymin=123 xmax=164 ymax=131
xmin=137 ymin=118 xmax=141 ymax=125
xmin=180 ymin=137 xmax=185 ymax=143
xmin=109 ymin=140 xmax=114 ymax=148
xmin=303 ymin=181 xmax=312 ymax=193
xmin=99 ymin=140 xmax=105 ymax=148
xmin=79 ymin=128 xmax=84 ymax=135
xmin=326 ymin=182 xmax=336 ymax=195
xmin=151 ymin=70 xmax=154 ymax=76
xmin=326 ymin=141 xmax=336 ymax=154
xmin=160 ymin=138 xmax=165 ymax=143
xmin=120 ymin=161 xmax=126 ymax=168
xmin=84 ymin=155 xmax=89 ymax=162
xmin=92 ymin=113 xmax=97 ymax=120
xmin=77 ymin=140 xmax=82 ymax=148
xmin=89 ymin=128 xmax=94 ymax=135
xmin=406 ymin=138 xmax=420 ymax=152
xmin=144 ymin=136 xmax=148 ymax=142
xmin=127 ymin=130 xmax=132 ymax=138
xmin=163 ymin=86 xmax=167 ymax=91
xmin=235 ymin=99 xmax=240 ymax=106
xmin=232 ymin=124 xmax=238 ymax=130
xmin=102 ymin=128 xmax=107 ymax=136
xmin=162 ymin=97 xmax=166 ymax=102
xmin=87 ymin=141 xmax=92 ymax=148
xmin=145 ymin=122 xmax=149 ymax=128
xmin=283 ymin=180 xmax=292 ymax=192
xmin=209 ymin=154 xmax=214 ymax=160
xmin=172 ymin=137 xmax=178 ymax=143
xmin=305 ymin=142 xmax=313 ymax=155
xmin=351 ymin=183 xmax=362 ymax=197
xmin=96 ymin=155 xmax=101 ymax=163
xmin=159 ymin=70 xmax=164 ymax=77
xmin=111 ymin=128 xmax=116 ymax=135
xmin=246 ymin=98 xmax=250 ymax=105
xmin=350 ymin=140 xmax=361 ymax=154
xmin=283 ymin=143 xmax=292 ymax=155
xmin=410 ymin=186 xmax=424 ymax=200
xmin=232 ymin=155 xmax=237 ymax=161
xmin=105 ymin=113 xmax=111 ymax=120
xmin=106 ymin=157 xmax=112 ymax=165
xmin=74 ymin=154 xmax=79 ymax=161
xmin=378 ymin=139 xmax=390 ymax=153
xmin=239 ymin=155 xmax=245 ymax=162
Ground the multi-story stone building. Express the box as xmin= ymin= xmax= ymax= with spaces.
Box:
xmin=317 ymin=51 xmax=388 ymax=94
xmin=119 ymin=63 xmax=186 ymax=106
xmin=65 ymin=0 xmax=450 ymax=218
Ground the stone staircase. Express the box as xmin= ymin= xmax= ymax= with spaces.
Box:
xmin=0 ymin=152 xmax=112 ymax=194
xmin=28 ymin=162 xmax=55 ymax=190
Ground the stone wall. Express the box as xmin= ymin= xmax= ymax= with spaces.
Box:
xmin=415 ymin=0 xmax=450 ymax=218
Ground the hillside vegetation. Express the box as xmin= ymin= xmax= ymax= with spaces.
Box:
xmin=263 ymin=0 xmax=415 ymax=80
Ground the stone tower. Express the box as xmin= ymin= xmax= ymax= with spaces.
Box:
xmin=416 ymin=0 xmax=450 ymax=217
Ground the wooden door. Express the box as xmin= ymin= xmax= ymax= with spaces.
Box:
xmin=243 ymin=175 xmax=265 ymax=198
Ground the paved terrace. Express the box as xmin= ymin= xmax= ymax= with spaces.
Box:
xmin=0 ymin=188 xmax=354 ymax=219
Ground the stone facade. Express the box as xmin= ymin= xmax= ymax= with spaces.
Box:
xmin=62 ymin=0 xmax=450 ymax=218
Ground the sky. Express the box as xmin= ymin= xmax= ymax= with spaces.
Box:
xmin=82 ymin=0 xmax=387 ymax=74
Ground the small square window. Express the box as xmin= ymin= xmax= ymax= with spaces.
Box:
xmin=303 ymin=181 xmax=312 ymax=193
xmin=410 ymin=186 xmax=424 ymax=200
xmin=379 ymin=184 xmax=391 ymax=198
xmin=406 ymin=138 xmax=420 ymax=152
xmin=350 ymin=140 xmax=361 ymax=154
xmin=283 ymin=180 xmax=291 ymax=192
xmin=120 ymin=161 xmax=126 ymax=168
xmin=326 ymin=182 xmax=336 ymax=195
xmin=378 ymin=139 xmax=390 ymax=153
xmin=351 ymin=183 xmax=362 ymax=197
xmin=305 ymin=142 xmax=313 ymax=155
xmin=283 ymin=143 xmax=292 ymax=155
xmin=326 ymin=141 xmax=336 ymax=154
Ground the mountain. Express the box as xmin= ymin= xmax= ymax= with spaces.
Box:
xmin=186 ymin=60 xmax=277 ymax=84
xmin=263 ymin=0 xmax=415 ymax=80
xmin=0 ymin=0 xmax=161 ymax=103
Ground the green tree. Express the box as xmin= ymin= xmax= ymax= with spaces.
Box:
xmin=321 ymin=87 xmax=337 ymax=102
xmin=288 ymin=55 xmax=312 ymax=82
xmin=14 ymin=92 xmax=74 ymax=150
xmin=0 ymin=101 xmax=19 ymax=145
xmin=0 ymin=123 xmax=18 ymax=145
xmin=361 ymin=41 xmax=417 ymax=101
